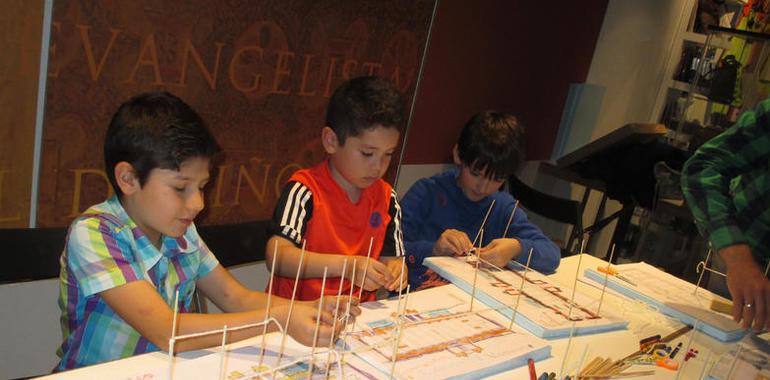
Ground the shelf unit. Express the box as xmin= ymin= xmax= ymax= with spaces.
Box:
xmin=652 ymin=1 xmax=770 ymax=150
xmin=671 ymin=25 xmax=770 ymax=144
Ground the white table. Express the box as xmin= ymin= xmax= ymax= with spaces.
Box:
xmin=488 ymin=254 xmax=739 ymax=379
xmin=38 ymin=254 xmax=743 ymax=379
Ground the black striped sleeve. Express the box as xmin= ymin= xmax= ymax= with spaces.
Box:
xmin=269 ymin=181 xmax=314 ymax=246
xmin=381 ymin=189 xmax=405 ymax=257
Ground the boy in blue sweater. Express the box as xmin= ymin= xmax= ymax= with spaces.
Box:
xmin=401 ymin=110 xmax=560 ymax=290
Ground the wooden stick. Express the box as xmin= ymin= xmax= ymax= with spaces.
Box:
xmin=608 ymin=362 xmax=631 ymax=375
xmin=385 ymin=285 xmax=412 ymax=380
xmin=341 ymin=259 xmax=357 ymax=352
xmin=501 ymin=200 xmax=520 ymax=238
xmin=579 ymin=357 xmax=602 ymax=375
xmin=578 ymin=371 xmax=655 ymax=379
xmin=470 ymin=229 xmax=483 ymax=312
xmin=357 ymin=237 xmax=374 ymax=300
xmin=395 ymin=257 xmax=406 ymax=318
xmin=578 ymin=237 xmax=587 ymax=255
xmin=218 ymin=325 xmax=228 ymax=380
xmin=389 ymin=319 xmax=405 ymax=379
xmin=398 ymin=255 xmax=406 ymax=292
xmin=167 ymin=289 xmax=180 ymax=380
xmin=596 ymin=244 xmax=616 ymax=316
xmin=590 ymin=358 xmax=613 ymax=373
xmin=325 ymin=259 xmax=347 ymax=378
xmin=337 ymin=260 xmax=357 ymax=379
xmin=509 ymin=248 xmax=533 ymax=329
xmin=345 ymin=259 xmax=357 ymax=321
xmin=277 ymin=240 xmax=307 ymax=364
xmin=566 ymin=247 xmax=585 ymax=320
xmin=167 ymin=340 xmax=176 ymax=380
xmin=258 ymin=240 xmax=279 ymax=368
xmin=589 ymin=357 xmax=615 ymax=375
xmin=171 ymin=289 xmax=180 ymax=340
xmin=559 ymin=321 xmax=577 ymax=379
xmin=308 ymin=268 xmax=328 ymax=378
xmin=402 ymin=285 xmax=411 ymax=315
xmin=660 ymin=324 xmax=695 ymax=343
xmin=470 ymin=200 xmax=496 ymax=250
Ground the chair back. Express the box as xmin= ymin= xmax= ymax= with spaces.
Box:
xmin=0 ymin=227 xmax=67 ymax=284
xmin=507 ymin=175 xmax=585 ymax=255
xmin=0 ymin=221 xmax=270 ymax=284
xmin=508 ymin=175 xmax=583 ymax=227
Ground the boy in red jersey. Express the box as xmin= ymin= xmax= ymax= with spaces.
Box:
xmin=267 ymin=76 xmax=407 ymax=302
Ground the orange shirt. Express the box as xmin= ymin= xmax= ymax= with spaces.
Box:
xmin=270 ymin=159 xmax=403 ymax=301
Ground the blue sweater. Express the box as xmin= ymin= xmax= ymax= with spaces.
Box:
xmin=401 ymin=168 xmax=561 ymax=289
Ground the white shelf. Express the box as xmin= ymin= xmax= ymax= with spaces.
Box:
xmin=682 ymin=31 xmax=707 ymax=44
xmin=670 ymin=79 xmax=692 ymax=92
xmin=681 ymin=31 xmax=733 ymax=50
xmin=668 ymin=79 xmax=709 ymax=99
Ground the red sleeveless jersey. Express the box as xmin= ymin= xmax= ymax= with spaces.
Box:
xmin=270 ymin=160 xmax=398 ymax=301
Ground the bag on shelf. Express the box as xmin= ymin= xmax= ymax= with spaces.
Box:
xmin=706 ymin=54 xmax=740 ymax=104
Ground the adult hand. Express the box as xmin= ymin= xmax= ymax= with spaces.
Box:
xmin=478 ymin=238 xmax=521 ymax=268
xmin=433 ymin=229 xmax=473 ymax=256
xmin=720 ymin=244 xmax=770 ymax=331
xmin=350 ymin=258 xmax=392 ymax=291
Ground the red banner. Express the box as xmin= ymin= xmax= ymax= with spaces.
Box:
xmin=37 ymin=0 xmax=433 ymax=227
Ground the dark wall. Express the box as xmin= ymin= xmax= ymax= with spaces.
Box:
xmin=403 ymin=0 xmax=609 ymax=164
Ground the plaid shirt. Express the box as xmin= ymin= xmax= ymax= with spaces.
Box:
xmin=682 ymin=98 xmax=770 ymax=262
xmin=56 ymin=196 xmax=219 ymax=370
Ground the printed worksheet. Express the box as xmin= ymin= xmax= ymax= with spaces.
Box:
xmin=425 ymin=256 xmax=628 ymax=338
xmin=584 ymin=262 xmax=742 ymax=341
xmin=347 ymin=285 xmax=551 ymax=380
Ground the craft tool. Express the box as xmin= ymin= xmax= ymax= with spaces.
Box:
xmin=527 ymin=358 xmax=537 ymax=380
xmin=597 ymin=265 xmax=636 ymax=286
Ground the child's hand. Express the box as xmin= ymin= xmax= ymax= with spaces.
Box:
xmin=433 ymin=229 xmax=473 ymax=256
xmin=478 ymin=238 xmax=521 ymax=268
xmin=351 ymin=258 xmax=392 ymax=291
xmin=273 ymin=302 xmax=335 ymax=347
xmin=385 ymin=258 xmax=408 ymax=291
xmin=321 ymin=295 xmax=361 ymax=322
xmin=278 ymin=296 xmax=361 ymax=347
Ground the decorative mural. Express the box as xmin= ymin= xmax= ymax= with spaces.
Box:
xmin=33 ymin=0 xmax=433 ymax=227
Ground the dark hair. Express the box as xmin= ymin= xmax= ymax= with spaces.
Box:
xmin=104 ymin=91 xmax=222 ymax=196
xmin=325 ymin=76 xmax=404 ymax=145
xmin=456 ymin=110 xmax=524 ymax=180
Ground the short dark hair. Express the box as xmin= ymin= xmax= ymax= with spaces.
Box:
xmin=456 ymin=110 xmax=524 ymax=180
xmin=104 ymin=91 xmax=221 ymax=196
xmin=325 ymin=76 xmax=404 ymax=145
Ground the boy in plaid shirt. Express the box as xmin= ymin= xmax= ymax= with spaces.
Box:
xmin=56 ymin=92 xmax=358 ymax=371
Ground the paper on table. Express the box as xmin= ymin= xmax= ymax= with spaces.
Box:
xmin=424 ymin=256 xmax=628 ymax=338
xmin=116 ymin=330 xmax=385 ymax=380
xmin=584 ymin=262 xmax=742 ymax=342
xmin=708 ymin=343 xmax=770 ymax=380
xmin=348 ymin=285 xmax=551 ymax=380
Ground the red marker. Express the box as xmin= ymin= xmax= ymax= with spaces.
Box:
xmin=528 ymin=358 xmax=537 ymax=380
